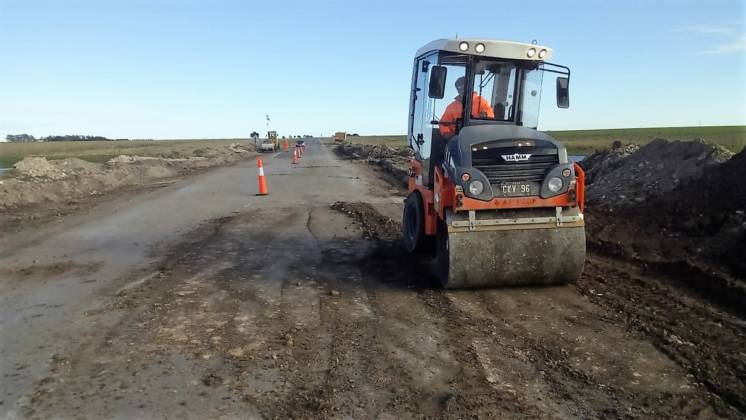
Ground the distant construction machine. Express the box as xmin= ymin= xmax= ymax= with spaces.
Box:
xmin=267 ymin=131 xmax=278 ymax=146
xmin=403 ymin=38 xmax=586 ymax=288
xmin=334 ymin=132 xmax=348 ymax=142
xmin=260 ymin=131 xmax=278 ymax=153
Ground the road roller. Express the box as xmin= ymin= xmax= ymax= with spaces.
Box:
xmin=403 ymin=38 xmax=586 ymax=288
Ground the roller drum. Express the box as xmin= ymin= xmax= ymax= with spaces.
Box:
xmin=436 ymin=226 xmax=586 ymax=288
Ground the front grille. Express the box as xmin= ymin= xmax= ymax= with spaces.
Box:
xmin=472 ymin=154 xmax=558 ymax=183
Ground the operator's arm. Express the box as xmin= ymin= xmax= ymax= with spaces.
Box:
xmin=439 ymin=102 xmax=459 ymax=138
xmin=477 ymin=96 xmax=495 ymax=119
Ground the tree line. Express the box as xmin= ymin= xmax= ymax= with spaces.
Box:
xmin=5 ymin=134 xmax=129 ymax=142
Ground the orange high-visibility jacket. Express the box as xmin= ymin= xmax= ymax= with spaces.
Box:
xmin=439 ymin=92 xmax=495 ymax=138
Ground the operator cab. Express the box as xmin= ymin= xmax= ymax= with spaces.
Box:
xmin=408 ymin=39 xmax=571 ymax=196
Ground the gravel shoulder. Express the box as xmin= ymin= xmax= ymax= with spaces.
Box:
xmin=0 ymin=142 xmax=255 ymax=238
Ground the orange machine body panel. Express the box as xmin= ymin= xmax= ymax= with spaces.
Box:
xmin=407 ymin=159 xmax=438 ymax=235
xmin=408 ymin=161 xmax=586 ymax=237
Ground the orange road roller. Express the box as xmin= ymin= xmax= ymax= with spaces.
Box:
xmin=403 ymin=38 xmax=586 ymax=288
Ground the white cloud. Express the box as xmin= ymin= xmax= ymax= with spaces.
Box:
xmin=699 ymin=35 xmax=746 ymax=54
xmin=678 ymin=22 xmax=746 ymax=55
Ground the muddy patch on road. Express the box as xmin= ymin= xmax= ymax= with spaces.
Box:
xmin=21 ymin=204 xmax=743 ymax=419
xmin=330 ymin=201 xmax=400 ymax=240
xmin=0 ymin=260 xmax=102 ymax=280
xmin=578 ymin=256 xmax=746 ymax=415
xmin=352 ymin=208 xmax=741 ymax=417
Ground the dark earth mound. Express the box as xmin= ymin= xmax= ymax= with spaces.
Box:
xmin=334 ymin=142 xmax=412 ymax=189
xmin=581 ymin=140 xmax=745 ymax=313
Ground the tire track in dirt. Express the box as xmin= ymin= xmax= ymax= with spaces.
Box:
xmin=337 ymin=200 xmax=743 ymax=419
xmin=356 ymin=241 xmax=562 ymax=418
xmin=19 ymin=202 xmax=745 ymax=419
xmin=578 ymin=255 xmax=746 ymax=417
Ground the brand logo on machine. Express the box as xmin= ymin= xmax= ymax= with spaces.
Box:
xmin=501 ymin=153 xmax=532 ymax=162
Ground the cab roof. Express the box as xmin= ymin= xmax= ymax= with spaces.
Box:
xmin=415 ymin=38 xmax=554 ymax=61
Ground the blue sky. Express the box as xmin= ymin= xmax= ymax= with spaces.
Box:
xmin=1 ymin=0 xmax=744 ymax=140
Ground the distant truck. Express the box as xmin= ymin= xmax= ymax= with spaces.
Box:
xmin=259 ymin=138 xmax=276 ymax=152
xmin=334 ymin=132 xmax=347 ymax=142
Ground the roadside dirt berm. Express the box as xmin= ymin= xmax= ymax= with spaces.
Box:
xmin=256 ymin=158 xmax=268 ymax=195
xmin=403 ymin=38 xmax=585 ymax=288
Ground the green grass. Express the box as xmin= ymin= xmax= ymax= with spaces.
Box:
xmin=547 ymin=126 xmax=745 ymax=155
xmin=0 ymin=139 xmax=248 ymax=168
xmin=342 ymin=126 xmax=745 ymax=156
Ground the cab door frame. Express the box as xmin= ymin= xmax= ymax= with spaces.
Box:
xmin=408 ymin=51 xmax=439 ymax=185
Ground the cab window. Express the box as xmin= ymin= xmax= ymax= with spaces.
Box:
xmin=472 ymin=61 xmax=517 ymax=122
xmin=431 ymin=55 xmax=467 ymax=141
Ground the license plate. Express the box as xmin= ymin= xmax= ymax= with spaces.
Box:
xmin=500 ymin=181 xmax=532 ymax=196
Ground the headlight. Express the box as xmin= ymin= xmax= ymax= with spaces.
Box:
xmin=538 ymin=49 xmax=547 ymax=59
xmin=475 ymin=43 xmax=486 ymax=53
xmin=458 ymin=41 xmax=469 ymax=52
xmin=469 ymin=180 xmax=484 ymax=195
xmin=548 ymin=177 xmax=563 ymax=192
xmin=527 ymin=48 xmax=536 ymax=58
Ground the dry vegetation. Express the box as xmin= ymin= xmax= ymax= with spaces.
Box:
xmin=0 ymin=139 xmax=250 ymax=169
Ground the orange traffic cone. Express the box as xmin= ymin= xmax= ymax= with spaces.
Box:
xmin=283 ymin=139 xmax=289 ymax=152
xmin=256 ymin=159 xmax=268 ymax=195
xmin=291 ymin=149 xmax=299 ymax=165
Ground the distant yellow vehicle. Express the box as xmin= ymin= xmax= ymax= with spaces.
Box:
xmin=267 ymin=131 xmax=278 ymax=144
xmin=334 ymin=132 xmax=347 ymax=142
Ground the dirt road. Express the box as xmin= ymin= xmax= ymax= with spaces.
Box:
xmin=1 ymin=139 xmax=743 ymax=419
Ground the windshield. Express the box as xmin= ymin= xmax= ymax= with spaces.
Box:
xmin=470 ymin=60 xmax=544 ymax=129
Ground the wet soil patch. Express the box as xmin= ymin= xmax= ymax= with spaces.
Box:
xmin=330 ymin=201 xmax=401 ymax=241
xmin=336 ymin=201 xmax=744 ymax=418
xmin=0 ymin=260 xmax=102 ymax=279
xmin=22 ymin=205 xmax=744 ymax=419
xmin=578 ymin=256 xmax=746 ymax=417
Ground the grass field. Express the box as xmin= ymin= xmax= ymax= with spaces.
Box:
xmin=0 ymin=139 xmax=248 ymax=169
xmin=341 ymin=126 xmax=745 ymax=156
xmin=2 ymin=126 xmax=742 ymax=170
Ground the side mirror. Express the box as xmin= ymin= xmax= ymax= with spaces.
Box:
xmin=556 ymin=77 xmax=569 ymax=108
xmin=428 ymin=66 xmax=447 ymax=99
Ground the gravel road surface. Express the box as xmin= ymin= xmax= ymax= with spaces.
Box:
xmin=1 ymin=138 xmax=742 ymax=419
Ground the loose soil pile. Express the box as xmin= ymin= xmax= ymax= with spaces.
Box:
xmin=330 ymin=201 xmax=400 ymax=240
xmin=0 ymin=143 xmax=253 ymax=211
xmin=581 ymin=139 xmax=745 ymax=312
xmin=583 ymin=139 xmax=733 ymax=207
xmin=334 ymin=142 xmax=412 ymax=189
